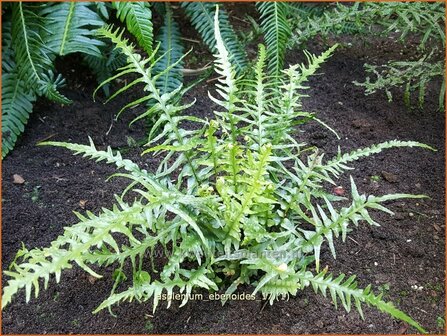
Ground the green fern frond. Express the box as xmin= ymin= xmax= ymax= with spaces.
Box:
xmin=1 ymin=199 xmax=147 ymax=309
xmin=256 ymin=2 xmax=292 ymax=76
xmin=181 ymin=2 xmax=248 ymax=73
xmin=11 ymin=2 xmax=51 ymax=88
xmin=152 ymin=3 xmax=184 ymax=95
xmin=112 ymin=1 xmax=153 ymax=55
xmin=83 ymin=47 xmax=127 ymax=97
xmin=1 ymin=70 xmax=36 ymax=158
xmin=40 ymin=1 xmax=105 ymax=57
xmin=94 ymin=266 xmax=217 ymax=313
xmin=300 ymin=176 xmax=427 ymax=271
xmin=302 ymin=269 xmax=426 ymax=333
xmin=320 ymin=140 xmax=435 ymax=179
xmin=39 ymin=137 xmax=146 ymax=177
xmin=37 ymin=71 xmax=71 ymax=105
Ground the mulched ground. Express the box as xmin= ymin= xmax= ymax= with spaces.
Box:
xmin=2 ymin=4 xmax=445 ymax=334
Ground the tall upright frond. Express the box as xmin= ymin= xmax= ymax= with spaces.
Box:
xmin=256 ymin=2 xmax=292 ymax=77
xmin=181 ymin=2 xmax=248 ymax=73
xmin=153 ymin=3 xmax=184 ymax=95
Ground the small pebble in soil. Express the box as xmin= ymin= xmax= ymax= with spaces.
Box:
xmin=381 ymin=171 xmax=398 ymax=183
xmin=13 ymin=174 xmax=25 ymax=184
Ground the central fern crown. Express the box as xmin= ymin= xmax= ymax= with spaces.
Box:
xmin=2 ymin=7 xmax=432 ymax=334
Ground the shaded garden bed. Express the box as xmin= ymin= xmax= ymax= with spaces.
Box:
xmin=2 ymin=11 xmax=445 ymax=335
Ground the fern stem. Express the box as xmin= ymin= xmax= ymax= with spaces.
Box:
xmin=59 ymin=1 xmax=75 ymax=55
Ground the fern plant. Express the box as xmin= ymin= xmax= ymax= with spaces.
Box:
xmin=1 ymin=1 xmax=107 ymax=158
xmin=2 ymin=8 xmax=434 ymax=333
xmin=289 ymin=1 xmax=446 ymax=110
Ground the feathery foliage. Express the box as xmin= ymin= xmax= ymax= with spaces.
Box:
xmin=2 ymin=7 xmax=433 ymax=333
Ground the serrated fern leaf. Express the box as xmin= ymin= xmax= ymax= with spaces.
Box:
xmin=39 ymin=137 xmax=146 ymax=177
xmin=40 ymin=1 xmax=105 ymax=57
xmin=181 ymin=2 xmax=248 ymax=73
xmin=94 ymin=267 xmax=217 ymax=313
xmin=112 ymin=1 xmax=153 ymax=55
xmin=153 ymin=3 xmax=184 ymax=95
xmin=256 ymin=2 xmax=292 ymax=76
xmin=37 ymin=71 xmax=72 ymax=105
xmin=320 ymin=140 xmax=435 ymax=179
xmin=11 ymin=2 xmax=51 ymax=88
xmin=301 ymin=176 xmax=427 ymax=272
xmin=303 ymin=270 xmax=426 ymax=333
xmin=1 ymin=70 xmax=36 ymax=158
xmin=1 ymin=200 xmax=147 ymax=309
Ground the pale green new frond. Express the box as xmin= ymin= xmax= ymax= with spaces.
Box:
xmin=300 ymin=176 xmax=427 ymax=272
xmin=181 ymin=2 xmax=248 ymax=73
xmin=39 ymin=137 xmax=145 ymax=177
xmin=94 ymin=266 xmax=217 ymax=313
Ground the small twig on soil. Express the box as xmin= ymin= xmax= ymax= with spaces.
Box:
xmin=106 ymin=115 xmax=114 ymax=136
xmin=259 ymin=299 xmax=269 ymax=313
xmin=35 ymin=133 xmax=57 ymax=144
xmin=182 ymin=63 xmax=212 ymax=76
xmin=180 ymin=37 xmax=201 ymax=44
xmin=414 ymin=307 xmax=428 ymax=314
xmin=232 ymin=16 xmax=249 ymax=24
xmin=348 ymin=236 xmax=360 ymax=245
xmin=393 ymin=253 xmax=396 ymax=265
xmin=207 ymin=75 xmax=225 ymax=83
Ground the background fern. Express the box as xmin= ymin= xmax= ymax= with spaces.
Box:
xmin=181 ymin=2 xmax=248 ymax=74
xmin=112 ymin=1 xmax=153 ymax=55
xmin=40 ymin=2 xmax=105 ymax=57
xmin=1 ymin=1 xmax=108 ymax=158
xmin=152 ymin=3 xmax=184 ymax=95
xmin=288 ymin=1 xmax=446 ymax=110
xmin=256 ymin=2 xmax=292 ymax=77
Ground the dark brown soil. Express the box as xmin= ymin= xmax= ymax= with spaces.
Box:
xmin=2 ymin=5 xmax=445 ymax=335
